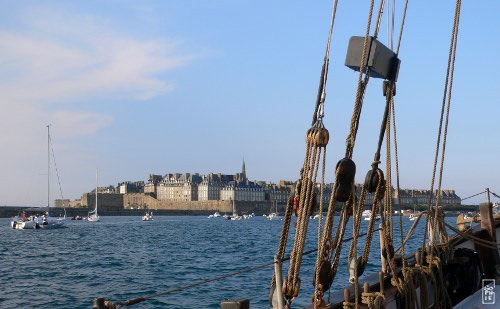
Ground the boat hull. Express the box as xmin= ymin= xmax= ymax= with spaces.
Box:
xmin=12 ymin=220 xmax=37 ymax=229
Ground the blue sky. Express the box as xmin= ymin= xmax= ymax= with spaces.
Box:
xmin=0 ymin=1 xmax=498 ymax=206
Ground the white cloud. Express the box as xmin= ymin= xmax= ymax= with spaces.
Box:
xmin=0 ymin=5 xmax=197 ymax=205
xmin=0 ymin=5 xmax=195 ymax=136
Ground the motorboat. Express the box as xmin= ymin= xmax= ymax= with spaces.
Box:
xmin=142 ymin=211 xmax=154 ymax=221
xmin=208 ymin=211 xmax=221 ymax=218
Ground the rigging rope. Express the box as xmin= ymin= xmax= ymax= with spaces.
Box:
xmin=422 ymin=0 xmax=462 ymax=254
xmin=461 ymin=190 xmax=487 ymax=201
xmin=278 ymin=0 xmax=338 ymax=305
xmin=314 ymin=0 xmax=412 ymax=305
xmin=49 ymin=131 xmax=65 ymax=201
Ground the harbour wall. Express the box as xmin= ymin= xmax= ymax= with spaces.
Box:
xmin=0 ymin=198 xmax=283 ymax=218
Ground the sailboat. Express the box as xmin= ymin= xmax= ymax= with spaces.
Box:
xmin=38 ymin=125 xmax=66 ymax=229
xmin=228 ymin=198 xmax=242 ymax=220
xmin=11 ymin=126 xmax=65 ymax=229
xmin=267 ymin=200 xmax=279 ymax=220
xmin=87 ymin=169 xmax=100 ymax=222
xmin=142 ymin=210 xmax=154 ymax=221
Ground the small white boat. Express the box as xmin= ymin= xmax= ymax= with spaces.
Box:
xmin=88 ymin=213 xmax=100 ymax=222
xmin=142 ymin=211 xmax=154 ymax=221
xmin=39 ymin=215 xmax=65 ymax=229
xmin=408 ymin=213 xmax=416 ymax=221
xmin=13 ymin=220 xmax=38 ymax=229
xmin=267 ymin=213 xmax=278 ymax=220
xmin=362 ymin=209 xmax=372 ymax=218
xmin=11 ymin=215 xmax=38 ymax=229
xmin=88 ymin=169 xmax=100 ymax=222
xmin=228 ymin=199 xmax=242 ymax=220
xmin=208 ymin=211 xmax=221 ymax=218
xmin=230 ymin=214 xmax=242 ymax=220
xmin=364 ymin=213 xmax=381 ymax=221
xmin=266 ymin=201 xmax=279 ymax=220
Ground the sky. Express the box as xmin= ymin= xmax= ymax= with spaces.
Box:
xmin=0 ymin=0 xmax=498 ymax=207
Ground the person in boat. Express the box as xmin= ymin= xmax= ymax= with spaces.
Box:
xmin=22 ymin=211 xmax=26 ymax=221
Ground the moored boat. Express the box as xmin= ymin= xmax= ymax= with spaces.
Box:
xmin=142 ymin=211 xmax=154 ymax=221
xmin=88 ymin=169 xmax=100 ymax=222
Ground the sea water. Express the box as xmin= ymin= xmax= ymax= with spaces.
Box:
xmin=0 ymin=215 xmax=457 ymax=308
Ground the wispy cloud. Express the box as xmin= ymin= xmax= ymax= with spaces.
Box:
xmin=0 ymin=4 xmax=197 ymax=205
xmin=0 ymin=11 xmax=193 ymax=105
xmin=0 ymin=4 xmax=196 ymax=136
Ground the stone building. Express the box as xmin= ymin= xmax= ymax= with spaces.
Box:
xmin=262 ymin=183 xmax=291 ymax=204
xmin=198 ymin=173 xmax=234 ymax=201
xmin=220 ymin=181 xmax=265 ymax=202
xmin=393 ymin=188 xmax=461 ymax=206
xmin=144 ymin=174 xmax=163 ymax=197
xmin=157 ymin=173 xmax=202 ymax=201
xmin=118 ymin=181 xmax=144 ymax=194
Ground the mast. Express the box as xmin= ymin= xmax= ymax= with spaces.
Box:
xmin=47 ymin=125 xmax=50 ymax=213
xmin=95 ymin=168 xmax=98 ymax=214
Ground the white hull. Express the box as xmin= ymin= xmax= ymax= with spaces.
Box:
xmin=88 ymin=214 xmax=100 ymax=222
xmin=39 ymin=217 xmax=65 ymax=229
xmin=267 ymin=213 xmax=277 ymax=220
xmin=12 ymin=220 xmax=37 ymax=229
xmin=208 ymin=211 xmax=221 ymax=218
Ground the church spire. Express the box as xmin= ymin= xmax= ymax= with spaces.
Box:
xmin=242 ymin=158 xmax=246 ymax=180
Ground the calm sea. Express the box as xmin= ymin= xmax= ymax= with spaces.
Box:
xmin=0 ymin=215 xmax=457 ymax=308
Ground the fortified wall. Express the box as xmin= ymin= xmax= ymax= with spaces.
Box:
xmin=123 ymin=193 xmax=275 ymax=214
xmin=71 ymin=193 xmax=281 ymax=215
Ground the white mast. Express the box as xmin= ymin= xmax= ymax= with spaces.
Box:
xmin=95 ymin=168 xmax=98 ymax=214
xmin=47 ymin=125 xmax=50 ymax=213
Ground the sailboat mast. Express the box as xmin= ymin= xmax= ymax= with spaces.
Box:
xmin=95 ymin=168 xmax=98 ymax=212
xmin=47 ymin=125 xmax=50 ymax=209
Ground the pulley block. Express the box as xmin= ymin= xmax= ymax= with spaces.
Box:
xmin=315 ymin=260 xmax=333 ymax=292
xmin=364 ymin=167 xmax=385 ymax=193
xmin=334 ymin=158 xmax=356 ymax=202
xmin=306 ymin=127 xmax=330 ymax=147
xmin=348 ymin=256 xmax=366 ymax=282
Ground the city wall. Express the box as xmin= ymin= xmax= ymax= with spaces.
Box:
xmin=123 ymin=193 xmax=277 ymax=214
xmin=0 ymin=196 xmax=281 ymax=218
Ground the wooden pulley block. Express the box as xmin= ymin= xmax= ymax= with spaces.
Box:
xmin=348 ymin=256 xmax=366 ymax=282
xmin=306 ymin=128 xmax=316 ymax=144
xmin=315 ymin=260 xmax=333 ymax=292
xmin=334 ymin=158 xmax=356 ymax=202
xmin=313 ymin=127 xmax=329 ymax=147
xmin=364 ymin=167 xmax=384 ymax=193
xmin=382 ymin=243 xmax=395 ymax=260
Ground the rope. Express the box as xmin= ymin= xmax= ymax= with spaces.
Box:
xmin=361 ymin=291 xmax=385 ymax=309
xmin=461 ymin=190 xmax=486 ymax=201
xmin=49 ymin=132 xmax=65 ymax=201
xmin=422 ymin=0 xmax=462 ymax=251
xmin=345 ymin=0 xmax=375 ymax=159
xmin=312 ymin=0 xmax=339 ymax=126
xmin=282 ymin=0 xmax=340 ymax=303
xmin=445 ymin=222 xmax=500 ymax=249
